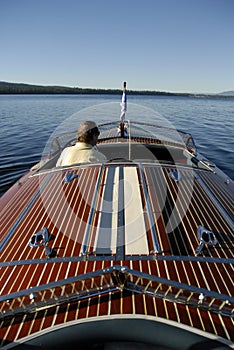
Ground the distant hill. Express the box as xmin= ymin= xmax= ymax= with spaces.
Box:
xmin=0 ymin=81 xmax=84 ymax=94
xmin=0 ymin=81 xmax=184 ymax=96
xmin=218 ymin=91 xmax=234 ymax=96
xmin=0 ymin=81 xmax=234 ymax=98
xmin=0 ymin=81 xmax=134 ymax=95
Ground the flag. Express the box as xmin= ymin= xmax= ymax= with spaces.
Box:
xmin=120 ymin=86 xmax=127 ymax=121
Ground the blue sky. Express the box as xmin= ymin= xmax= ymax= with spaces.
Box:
xmin=1 ymin=0 xmax=234 ymax=93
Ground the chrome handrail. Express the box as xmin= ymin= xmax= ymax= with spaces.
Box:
xmin=1 ymin=265 xmax=233 ymax=321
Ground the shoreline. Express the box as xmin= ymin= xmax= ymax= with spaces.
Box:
xmin=0 ymin=82 xmax=234 ymax=98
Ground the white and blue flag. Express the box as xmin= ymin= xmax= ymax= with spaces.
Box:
xmin=120 ymin=82 xmax=127 ymax=121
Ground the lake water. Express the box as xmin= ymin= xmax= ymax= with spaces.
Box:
xmin=0 ymin=94 xmax=233 ymax=197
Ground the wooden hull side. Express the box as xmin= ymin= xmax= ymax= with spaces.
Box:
xmin=0 ymin=163 xmax=233 ymax=347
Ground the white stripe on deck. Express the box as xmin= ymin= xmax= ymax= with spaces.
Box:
xmin=94 ymin=167 xmax=119 ymax=254
xmin=124 ymin=167 xmax=148 ymax=255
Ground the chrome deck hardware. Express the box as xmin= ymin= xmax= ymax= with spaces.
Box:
xmin=64 ymin=172 xmax=78 ymax=183
xmin=28 ymin=228 xmax=54 ymax=258
xmin=169 ymin=170 xmax=181 ymax=182
xmin=28 ymin=228 xmax=50 ymax=248
xmin=1 ymin=265 xmax=233 ymax=320
xmin=196 ymin=225 xmax=218 ymax=255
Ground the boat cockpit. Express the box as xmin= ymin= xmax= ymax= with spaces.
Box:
xmin=35 ymin=119 xmax=200 ymax=173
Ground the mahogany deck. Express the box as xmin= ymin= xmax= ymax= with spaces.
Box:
xmin=0 ymin=163 xmax=233 ymax=347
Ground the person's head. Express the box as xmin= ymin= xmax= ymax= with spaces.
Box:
xmin=77 ymin=121 xmax=100 ymax=146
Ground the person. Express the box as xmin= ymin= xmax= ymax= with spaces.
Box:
xmin=56 ymin=121 xmax=107 ymax=166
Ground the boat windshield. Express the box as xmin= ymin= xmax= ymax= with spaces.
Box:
xmin=38 ymin=102 xmax=197 ymax=170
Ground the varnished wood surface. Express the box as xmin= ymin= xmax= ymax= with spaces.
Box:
xmin=0 ymin=163 xmax=233 ymax=347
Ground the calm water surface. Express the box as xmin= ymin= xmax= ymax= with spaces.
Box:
xmin=0 ymin=94 xmax=233 ymax=196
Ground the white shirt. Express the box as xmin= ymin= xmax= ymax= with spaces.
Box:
xmin=56 ymin=142 xmax=107 ymax=166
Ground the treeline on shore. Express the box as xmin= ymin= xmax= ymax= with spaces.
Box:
xmin=0 ymin=82 xmax=187 ymax=96
xmin=0 ymin=81 xmax=233 ymax=98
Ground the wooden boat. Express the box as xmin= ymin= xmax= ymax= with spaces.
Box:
xmin=0 ymin=83 xmax=233 ymax=349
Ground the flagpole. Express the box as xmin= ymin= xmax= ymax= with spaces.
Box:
xmin=120 ymin=81 xmax=127 ymax=137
